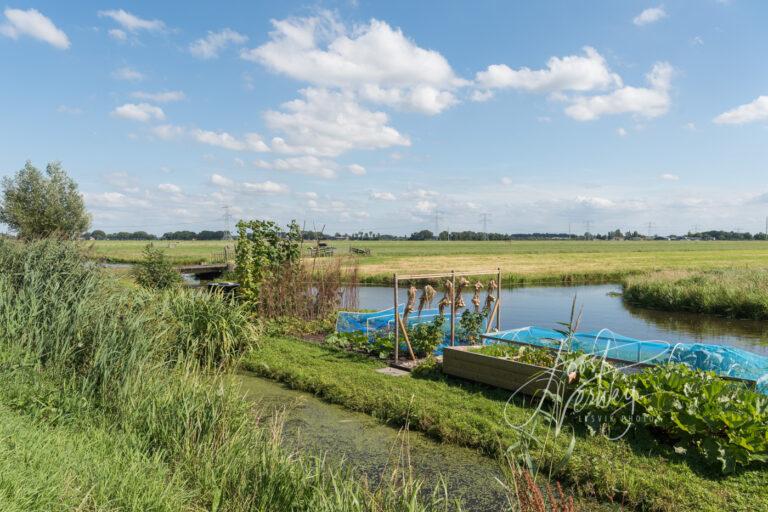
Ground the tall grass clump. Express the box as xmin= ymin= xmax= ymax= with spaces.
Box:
xmin=258 ymin=257 xmax=359 ymax=320
xmin=623 ymin=269 xmax=768 ymax=319
xmin=0 ymin=239 xmax=456 ymax=511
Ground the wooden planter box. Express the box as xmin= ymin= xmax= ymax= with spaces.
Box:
xmin=442 ymin=346 xmax=564 ymax=397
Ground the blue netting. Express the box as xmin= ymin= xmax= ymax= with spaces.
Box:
xmin=336 ymin=310 xmax=768 ymax=392
xmin=336 ymin=305 xmax=487 ymax=355
xmin=485 ymin=326 xmax=768 ymax=392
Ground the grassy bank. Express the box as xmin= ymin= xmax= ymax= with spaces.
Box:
xmin=623 ymin=269 xmax=768 ymax=319
xmin=243 ymin=336 xmax=768 ymax=512
xmin=88 ymin=239 xmax=768 ymax=284
xmin=0 ymin=240 xmax=455 ymax=511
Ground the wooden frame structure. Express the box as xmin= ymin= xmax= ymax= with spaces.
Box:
xmin=392 ymin=269 xmax=502 ymax=365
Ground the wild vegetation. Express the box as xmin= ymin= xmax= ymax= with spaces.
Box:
xmin=132 ymin=243 xmax=183 ymax=289
xmin=244 ymin=336 xmax=768 ymax=512
xmin=0 ymin=239 xmax=457 ymax=511
xmin=623 ymin=269 xmax=768 ymax=319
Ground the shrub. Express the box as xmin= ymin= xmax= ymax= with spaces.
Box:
xmin=409 ymin=316 xmax=445 ymax=356
xmin=132 ymin=243 xmax=181 ymax=289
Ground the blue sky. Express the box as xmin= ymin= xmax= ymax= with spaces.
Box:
xmin=2 ymin=1 xmax=768 ymax=236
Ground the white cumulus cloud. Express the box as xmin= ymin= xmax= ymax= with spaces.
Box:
xmin=370 ymin=191 xmax=396 ymax=201
xmin=193 ymin=129 xmax=269 ymax=152
xmin=660 ymin=173 xmax=680 ymax=181
xmin=210 ymin=173 xmax=234 ymax=188
xmin=158 ymin=183 xmax=182 ymax=193
xmin=243 ymin=180 xmax=289 ymax=194
xmin=112 ymin=66 xmax=145 ymax=81
xmin=131 ymin=90 xmax=185 ymax=103
xmin=265 ymin=88 xmax=410 ymax=157
xmin=633 ymin=6 xmax=667 ymax=26
xmin=255 ymin=155 xmax=339 ymax=179
xmin=714 ymin=96 xmax=768 ymax=125
xmin=98 ymin=9 xmax=165 ymax=32
xmin=564 ymin=62 xmax=673 ymax=121
xmin=0 ymin=8 xmax=70 ymax=49
xmin=241 ymin=11 xmax=463 ymax=114
xmin=474 ymin=47 xmax=621 ymax=93
xmin=151 ymin=124 xmax=185 ymax=140
xmin=190 ymin=28 xmax=248 ymax=59
xmin=112 ymin=103 xmax=165 ymax=122
xmin=347 ymin=164 xmax=366 ymax=175
xmin=108 ymin=28 xmax=127 ymax=41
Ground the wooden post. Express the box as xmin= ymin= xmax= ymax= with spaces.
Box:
xmin=397 ymin=314 xmax=417 ymax=361
xmin=450 ymin=270 xmax=456 ymax=346
xmin=496 ymin=267 xmax=501 ymax=331
xmin=393 ymin=274 xmax=399 ymax=365
xmin=485 ymin=300 xmax=500 ymax=334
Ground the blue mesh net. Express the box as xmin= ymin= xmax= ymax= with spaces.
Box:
xmin=336 ymin=309 xmax=768 ymax=392
xmin=486 ymin=326 xmax=768 ymax=393
xmin=336 ymin=306 xmax=487 ymax=355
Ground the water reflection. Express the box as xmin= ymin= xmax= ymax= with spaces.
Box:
xmin=355 ymin=284 xmax=768 ymax=355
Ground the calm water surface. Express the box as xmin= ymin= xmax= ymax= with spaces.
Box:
xmin=236 ymin=374 xmax=508 ymax=511
xmin=356 ymin=284 xmax=768 ymax=355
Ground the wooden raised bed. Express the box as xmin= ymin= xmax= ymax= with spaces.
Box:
xmin=442 ymin=346 xmax=564 ymax=397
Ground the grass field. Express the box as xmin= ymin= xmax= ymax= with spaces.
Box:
xmin=88 ymin=240 xmax=768 ymax=284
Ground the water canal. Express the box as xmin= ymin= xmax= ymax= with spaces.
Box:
xmin=355 ymin=283 xmax=768 ymax=355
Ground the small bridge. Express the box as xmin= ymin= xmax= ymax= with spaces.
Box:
xmin=176 ymin=246 xmax=233 ymax=280
xmin=176 ymin=263 xmax=230 ymax=280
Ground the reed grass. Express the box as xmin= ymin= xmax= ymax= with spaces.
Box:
xmin=623 ymin=269 xmax=768 ymax=319
xmin=257 ymin=257 xmax=359 ymax=320
xmin=0 ymin=239 xmax=457 ymax=512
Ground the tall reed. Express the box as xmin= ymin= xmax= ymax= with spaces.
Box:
xmin=257 ymin=257 xmax=359 ymax=320
xmin=623 ymin=269 xmax=768 ymax=319
xmin=0 ymin=239 xmax=454 ymax=511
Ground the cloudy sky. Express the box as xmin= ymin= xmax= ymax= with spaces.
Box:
xmin=2 ymin=1 xmax=768 ymax=236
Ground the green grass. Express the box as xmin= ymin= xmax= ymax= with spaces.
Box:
xmin=243 ymin=336 xmax=768 ymax=512
xmin=87 ymin=239 xmax=768 ymax=284
xmin=86 ymin=239 xmax=234 ymax=265
xmin=0 ymin=240 xmax=457 ymax=512
xmin=0 ymin=405 xmax=189 ymax=511
xmin=623 ymin=269 xmax=768 ymax=319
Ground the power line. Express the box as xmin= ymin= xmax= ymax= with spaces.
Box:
xmin=479 ymin=213 xmax=491 ymax=240
xmin=434 ymin=208 xmax=443 ymax=237
xmin=222 ymin=205 xmax=233 ymax=240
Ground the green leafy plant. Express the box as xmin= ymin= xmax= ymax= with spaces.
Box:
xmin=132 ymin=244 xmax=182 ymax=289
xmin=458 ymin=310 xmax=485 ymax=344
xmin=408 ymin=316 xmax=445 ymax=357
xmin=471 ymin=343 xmax=558 ymax=368
xmin=324 ymin=331 xmax=369 ymax=352
xmin=576 ymin=363 xmax=768 ymax=473
xmin=234 ymin=219 xmax=301 ymax=305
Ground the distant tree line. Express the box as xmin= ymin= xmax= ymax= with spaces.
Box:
xmin=687 ymin=230 xmax=767 ymax=241
xmin=81 ymin=227 xmax=768 ymax=242
xmin=85 ymin=230 xmax=230 ymax=241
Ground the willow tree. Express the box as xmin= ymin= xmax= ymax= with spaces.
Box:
xmin=0 ymin=161 xmax=90 ymax=239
